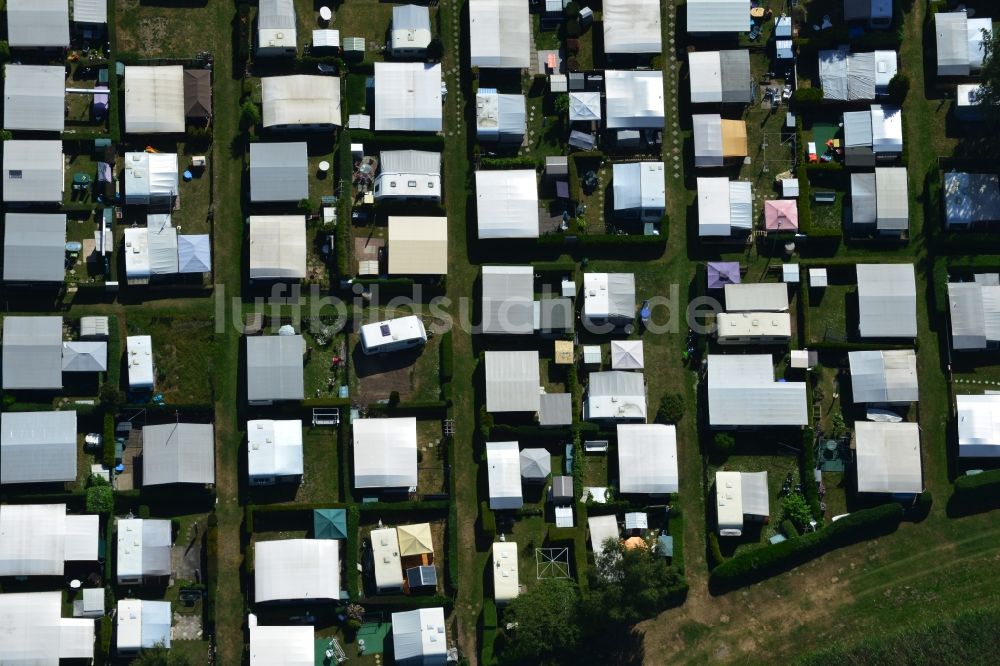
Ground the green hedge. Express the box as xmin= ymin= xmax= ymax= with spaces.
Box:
xmin=102 ymin=412 xmax=116 ymax=467
xmin=479 ymin=156 xmax=540 ymax=170
xmin=346 ymin=506 xmax=360 ymax=599
xmin=952 ymin=469 xmax=1000 ymax=507
xmin=439 ymin=330 xmax=453 ymax=382
xmin=365 ymin=400 xmax=450 ymax=418
xmin=710 ymin=503 xmax=904 ymax=592
xmin=480 ymin=501 xmax=496 ymax=540
xmin=205 ymin=514 xmax=219 ymax=633
xmin=536 ymin=233 xmax=667 ymax=253
xmin=347 ymin=131 xmax=445 ymax=151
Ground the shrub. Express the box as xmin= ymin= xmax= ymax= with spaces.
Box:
xmin=99 ymin=383 xmax=124 ymax=408
xmin=240 ymin=100 xmax=261 ymax=129
xmin=566 ymin=55 xmax=580 ymax=70
xmin=708 ymin=532 xmax=726 ymax=568
xmin=388 ymin=390 xmax=401 ymax=408
xmin=713 ymin=433 xmax=736 ymax=457
xmin=792 ymin=87 xmax=824 ymax=109
xmin=952 ymin=469 xmax=1000 ymax=509
xmin=567 ymin=38 xmax=580 ymax=56
xmin=0 ymin=42 xmax=10 ymax=64
xmin=554 ymin=94 xmax=570 ymax=115
xmin=887 ymin=73 xmax=910 ymax=103
xmin=782 ymin=493 xmax=813 ymax=532
xmin=86 ymin=484 xmax=114 ymax=514
xmin=138 ymin=505 xmax=151 ymax=519
xmin=563 ymin=1 xmax=581 ymax=18
xmin=780 ymin=519 xmax=800 ymax=538
xmin=480 ymin=501 xmax=496 ymax=538
xmin=656 ymin=393 xmax=685 ymax=424
xmin=297 ymin=198 xmax=316 ymax=215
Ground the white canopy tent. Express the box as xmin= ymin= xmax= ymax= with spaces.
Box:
xmin=0 ymin=592 xmax=94 ymax=664
xmin=569 ymin=92 xmax=602 ymax=122
xmin=957 ymin=394 xmax=1000 ymax=458
xmin=249 ymin=216 xmax=307 ymax=281
xmin=254 ymin=539 xmax=340 ymax=602
xmin=352 ymin=418 xmax=418 ymax=489
xmin=124 ymin=66 xmax=185 ymax=133
xmin=0 ymin=410 xmax=77 ymax=485
xmin=123 ymin=152 xmax=179 ymax=205
xmin=469 ymin=0 xmax=530 ymax=68
xmin=856 ymin=263 xmax=917 ymax=338
xmin=374 ymin=62 xmax=442 ymax=132
xmin=249 ymin=624 xmax=314 ymax=666
xmin=485 ymin=351 xmax=541 ymax=413
xmin=707 ymin=354 xmax=808 ymax=427
xmin=487 ymin=441 xmax=523 ymax=509
xmin=116 ymin=599 xmax=171 ymax=653
xmin=476 ymin=170 xmax=539 ymax=238
xmin=848 ymin=350 xmax=918 ymax=404
xmin=855 ymin=422 xmax=923 ymax=494
xmin=618 ymin=424 xmax=678 ymax=494
xmin=262 ymin=75 xmax=342 ymax=128
xmin=605 ymin=70 xmax=665 ymax=129
xmin=177 ymin=234 xmax=211 ymax=274
xmin=0 ymin=504 xmax=98 ymax=576
xmin=603 ymin=0 xmax=661 ymax=54
xmin=610 ymin=340 xmax=644 ymax=370
xmin=588 ymin=514 xmax=620 ymax=557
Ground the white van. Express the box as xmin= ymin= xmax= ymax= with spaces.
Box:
xmin=360 ymin=315 xmax=428 ymax=355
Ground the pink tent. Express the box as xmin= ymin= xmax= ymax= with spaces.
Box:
xmin=764 ymin=199 xmax=798 ymax=231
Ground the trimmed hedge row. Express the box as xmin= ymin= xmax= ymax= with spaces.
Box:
xmin=205 ymin=514 xmax=219 ymax=634
xmin=365 ymin=400 xmax=450 ymax=418
xmin=709 ymin=503 xmax=904 ymax=592
xmin=347 ymin=131 xmax=445 ymax=151
xmin=952 ymin=469 xmax=1000 ymax=509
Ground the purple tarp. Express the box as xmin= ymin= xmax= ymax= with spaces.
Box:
xmin=93 ymin=85 xmax=109 ymax=114
xmin=707 ymin=261 xmax=741 ymax=289
xmin=96 ymin=162 xmax=112 ymax=183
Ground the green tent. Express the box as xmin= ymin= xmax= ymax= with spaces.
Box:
xmin=313 ymin=508 xmax=348 ymax=540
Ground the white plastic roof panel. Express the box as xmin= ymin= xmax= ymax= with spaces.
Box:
xmin=605 ymin=70 xmax=664 ymax=129
xmin=693 ymin=114 xmax=723 ymax=167
xmin=855 ymin=422 xmax=922 ymax=494
xmin=392 ymin=608 xmax=447 ymax=664
xmin=352 ymin=417 xmax=418 ymax=488
xmin=249 ymin=216 xmax=307 ymax=280
xmin=843 ymin=110 xmax=873 ymax=148
xmin=73 ymin=0 xmax=106 ymax=23
xmin=374 ymin=62 xmax=442 ymax=132
xmin=0 ymin=504 xmax=98 ymax=576
xmin=2 ymin=316 xmax=63 ymax=390
xmin=937 ymin=13 xmax=970 ymax=76
xmin=697 ymin=177 xmax=731 ymax=236
xmin=957 ymin=394 xmax=1000 ymax=457
xmin=124 ymin=66 xmax=185 ymax=133
xmin=485 ymin=351 xmax=541 ymax=413
xmin=848 ymin=350 xmax=919 ymax=404
xmin=617 ymin=424 xmax=678 ymax=494
xmin=851 ymin=172 xmax=877 ymax=225
xmin=3 ymin=213 xmax=66 ymax=283
xmin=475 ymin=170 xmax=539 ymax=239
xmin=469 ymin=0 xmax=530 ymax=68
xmin=707 ymin=354 xmax=808 ymax=426
xmin=255 ymin=539 xmax=339 ymax=603
xmin=687 ymin=0 xmax=750 ymax=34
xmin=856 ymin=263 xmax=917 ymax=338
xmin=0 ymin=411 xmax=76 ymax=484
xmin=486 ymin=441 xmax=523 ymax=509
xmin=246 ymin=335 xmax=305 ymax=402
xmin=689 ymin=51 xmax=723 ymax=103
xmin=262 ymin=75 xmax=342 ymax=128
xmin=0 ymin=591 xmax=94 ymax=663
xmin=7 ymin=0 xmax=69 ymax=47
xmin=247 ymin=419 xmax=304 ymax=478
xmin=3 ymin=65 xmax=65 ymax=132
xmin=3 ymin=140 xmax=63 ymax=203
xmin=250 ymin=142 xmax=308 ymax=202
xmin=875 ymin=167 xmax=908 ymax=231
xmin=604 ymin=0 xmax=661 ymax=54
xmin=250 ymin=624 xmax=315 ymax=666
xmin=729 ymin=181 xmax=753 ymax=230
xmin=871 ymin=105 xmax=903 ymax=154
xmin=142 ymin=423 xmax=215 ymax=486
xmin=481 ymin=265 xmax=534 ymax=334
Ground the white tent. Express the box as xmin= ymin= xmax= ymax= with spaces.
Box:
xmin=582 ymin=272 xmax=636 ymax=325
xmin=874 ymin=167 xmax=908 ymax=231
xmin=123 ymin=152 xmax=179 ymax=205
xmin=481 ymin=265 xmax=534 ymax=335
xmin=605 ymin=70 xmax=665 ymax=129
xmin=848 ymin=350 xmax=918 ymax=404
xmin=948 ymin=281 xmax=1000 ymax=351
xmin=618 ymin=424 xmax=678 ymax=494
xmin=569 ymin=92 xmax=602 ymax=122
xmin=855 ymin=422 xmax=922 ymax=494
xmin=0 ymin=592 xmax=94 ymax=664
xmin=707 ymin=354 xmax=808 ymax=427
xmin=177 ymin=234 xmax=212 ymax=274
xmin=870 ymin=105 xmax=903 ymax=155
xmin=487 ymin=441 xmax=523 ymax=509
xmin=374 ymin=62 xmax=442 ymax=132
xmin=610 ymin=340 xmax=644 ymax=370
xmin=689 ymin=51 xmax=724 ymax=104
xmin=7 ymin=0 xmax=69 ymax=47
xmin=957 ymin=394 xmax=1000 ymax=458
xmin=3 ymin=65 xmax=65 ymax=132
xmin=936 ymin=12 xmax=992 ymax=76
xmin=388 ymin=217 xmax=448 ymax=275
xmin=262 ymin=75 xmax=342 ymax=128
xmin=249 ymin=624 xmax=314 ymax=666
xmin=687 ymin=0 xmax=749 ymax=33
xmin=1 ymin=410 xmax=77 ymax=485
xmin=255 ymin=539 xmax=340 ymax=602
xmin=249 ymin=216 xmax=307 ymax=280
xmin=856 ymin=263 xmax=917 ymax=338
xmin=588 ymin=514 xmax=620 ymax=557
xmin=391 ymin=608 xmax=448 ymax=665
xmin=247 ymin=419 xmax=304 ymax=482
xmin=469 ymin=0 xmax=530 ymax=69
xmin=2 ymin=140 xmax=63 ymax=203
xmin=485 ymin=351 xmax=541 ymax=413
xmin=352 ymin=418 xmax=418 ymax=489
xmin=604 ymin=0 xmax=661 ymax=54
xmin=124 ymin=66 xmax=185 ymax=133
xmin=0 ymin=504 xmax=98 ymax=576
xmin=492 ymin=541 xmax=519 ymax=604
xmin=476 ymin=170 xmax=539 ymax=239
xmin=116 ymin=599 xmax=171 ymax=653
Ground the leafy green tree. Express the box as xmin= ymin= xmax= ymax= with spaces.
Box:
xmin=782 ymin=493 xmax=813 ymax=532
xmin=240 ymin=100 xmax=261 ymax=129
xmin=656 ymin=393 xmax=686 ymax=424
xmin=713 ymin=433 xmax=736 ymax=457
xmin=976 ymin=28 xmax=1000 ymax=123
xmin=887 ymin=73 xmax=910 ymax=103
xmin=583 ymin=540 xmax=686 ymax=628
xmin=554 ymin=94 xmax=570 ymax=115
xmin=86 ymin=483 xmax=113 ymax=514
xmin=499 ymin=578 xmax=581 ymax=665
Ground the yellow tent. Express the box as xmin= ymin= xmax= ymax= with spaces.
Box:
xmin=721 ymin=119 xmax=748 ymax=159
xmin=622 ymin=536 xmax=648 ymax=551
xmin=396 ymin=523 xmax=434 ymax=557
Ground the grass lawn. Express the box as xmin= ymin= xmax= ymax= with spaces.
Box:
xmin=115 ymin=0 xmax=217 ymax=58
xmin=810 ymin=190 xmax=846 ymax=231
xmin=806 ymin=282 xmax=855 ymax=344
xmin=123 ymin=315 xmax=217 ymax=404
xmin=417 ymin=420 xmax=448 ymax=496
xmin=302 ymin=327 xmax=349 ymax=399
xmin=509 ymin=514 xmax=551 ymax=590
xmin=738 ymin=52 xmax=797 ymax=202
xmin=249 ymin=427 xmax=340 ymax=504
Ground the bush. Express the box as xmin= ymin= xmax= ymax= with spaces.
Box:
xmin=99 ymin=383 xmax=125 ymax=408
xmin=480 ymin=501 xmax=496 ymax=539
xmin=713 ymin=433 xmax=736 ymax=457
xmin=566 ymin=38 xmax=580 ymax=56
xmin=792 ymin=87 xmax=824 ymax=108
xmin=388 ymin=391 xmax=401 ymax=408
xmin=554 ymin=94 xmax=570 ymax=115
xmin=240 ymin=100 xmax=261 ymax=129
xmin=708 ymin=532 xmax=726 ymax=568
xmin=710 ymin=503 xmax=904 ymax=591
xmin=563 ymin=1 xmax=581 ymax=18
xmin=86 ymin=484 xmax=114 ymax=514
xmin=0 ymin=41 xmax=10 ymax=64
xmin=656 ymin=393 xmax=685 ymax=424
xmin=799 ymin=427 xmax=823 ymax=521
xmin=138 ymin=505 xmax=151 ymax=519
xmin=952 ymin=469 xmax=1000 ymax=509
xmin=439 ymin=331 xmax=453 ymax=381
xmin=782 ymin=493 xmax=813 ymax=532
xmin=780 ymin=519 xmax=800 ymax=538
xmin=887 ymin=73 xmax=910 ymax=103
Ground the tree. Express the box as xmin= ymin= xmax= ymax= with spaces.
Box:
xmin=656 ymin=393 xmax=686 ymax=424
xmin=86 ymin=479 xmax=113 ymax=515
xmin=554 ymin=94 xmax=570 ymax=115
xmin=499 ymin=578 xmax=581 ymax=665
xmin=976 ymin=28 xmax=1000 ymax=123
xmin=240 ymin=100 xmax=261 ymax=130
xmin=131 ymin=643 xmax=192 ymax=665
xmin=782 ymin=493 xmax=813 ymax=532
xmin=426 ymin=37 xmax=444 ymax=61
xmin=887 ymin=73 xmax=910 ymax=103
xmin=99 ymin=382 xmax=125 ymax=408
xmin=582 ymin=540 xmax=686 ymax=628
xmin=713 ymin=432 xmax=736 ymax=457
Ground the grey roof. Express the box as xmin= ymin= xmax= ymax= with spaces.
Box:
xmin=246 ymin=335 xmax=305 ymax=402
xmin=687 ymin=0 xmax=750 ymax=33
xmin=7 ymin=0 xmax=69 ymax=47
xmin=485 ymin=350 xmax=541 ymax=413
xmin=482 ymin=266 xmax=534 ymax=334
xmin=719 ymin=50 xmax=752 ymax=103
xmin=706 ymin=354 xmax=808 ymax=427
xmin=405 ymin=565 xmax=437 ymax=589
xmin=949 ymin=281 xmax=1000 ymax=350
xmin=258 ymin=0 xmax=296 ymax=30
xmin=875 ymin=167 xmax=908 ymax=231
xmin=519 ymin=448 xmax=551 ymax=480
xmin=851 ymin=173 xmax=877 ymax=225
xmin=141 ymin=423 xmax=216 ymax=486
xmin=2 ymin=316 xmax=63 ymax=390
xmin=0 ymin=410 xmax=76 ymax=484
xmin=177 ymin=235 xmax=211 ymax=274
xmin=536 ymin=298 xmax=573 ymax=333
xmin=379 ymin=150 xmax=441 ymax=175
xmin=3 ymin=213 xmax=66 ymax=283
xmin=843 ymin=111 xmax=872 ymax=148
xmin=944 ymin=172 xmax=1000 ymax=227
xmin=740 ymin=471 xmax=769 ymax=517
xmin=62 ymin=341 xmax=108 ymax=372
xmin=394 ymin=3 xmax=431 ymax=31
xmin=550 ymin=475 xmax=573 ymax=501
xmin=3 ymin=140 xmax=63 ymax=203
xmin=250 ymin=142 xmax=308 ymax=203
xmin=3 ymin=65 xmax=65 ymax=132
xmin=539 ymin=393 xmax=573 ymax=426
xmin=138 ymin=520 xmax=172 ymax=576
xmin=589 ymin=370 xmax=645 ymax=398
xmin=848 ymin=350 xmax=919 ymax=404
xmin=843 ymin=0 xmax=869 ymax=21
xmin=856 ymin=264 xmax=917 ymax=338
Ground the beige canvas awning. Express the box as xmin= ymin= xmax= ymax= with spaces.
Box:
xmin=721 ymin=119 xmax=748 ymax=158
xmin=397 ymin=523 xmax=434 ymax=557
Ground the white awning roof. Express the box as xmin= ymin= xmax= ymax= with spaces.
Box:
xmin=949 ymin=282 xmax=1000 ymax=351
xmin=374 ymin=62 xmax=442 ymax=132
xmin=248 ymin=419 xmax=304 ymax=478
xmin=604 ymin=0 xmax=661 ymax=53
xmin=871 ymin=105 xmax=903 ymax=154
xmin=855 ymin=422 xmax=922 ymax=494
xmin=485 ymin=351 xmax=541 ymax=413
xmin=262 ymin=75 xmax=342 ymax=128
xmin=856 ymin=263 xmax=917 ymax=338
xmin=392 ymin=608 xmax=447 ymax=664
xmin=116 ymin=518 xmax=171 ymax=579
xmin=687 ymin=0 xmax=749 ymax=33
xmin=618 ymin=424 xmax=678 ymax=494
xmin=848 ymin=350 xmax=919 ymax=404
xmin=481 ymin=265 xmax=534 ymax=335
xmin=388 ymin=216 xmax=448 ymax=275
xmin=7 ymin=0 xmax=69 ymax=47
xmin=875 ymin=167 xmax=908 ymax=230
xmin=2 ymin=140 xmax=63 ymax=203
xmin=689 ymin=51 xmax=723 ymax=103
xmin=1 ymin=410 xmax=76 ymax=484
xmin=707 ymin=354 xmax=808 ymax=426
xmin=249 ymin=624 xmax=314 ymax=666
xmin=957 ymin=394 xmax=1000 ymax=457
xmin=352 ymin=418 xmax=418 ymax=488
xmin=249 ymin=216 xmax=307 ymax=280
xmin=0 ymin=592 xmax=94 ymax=663
xmin=3 ymin=65 xmax=65 ymax=132
xmin=487 ymin=441 xmax=523 ymax=509
xmin=255 ymin=539 xmax=340 ymax=602
xmin=724 ymin=283 xmax=789 ymax=312
xmin=469 ymin=0 xmax=530 ymax=68
xmin=476 ymin=170 xmax=539 ymax=239
xmin=124 ymin=66 xmax=185 ymax=133
xmin=0 ymin=504 xmax=98 ymax=576
xmin=605 ymin=70 xmax=665 ymax=129
xmin=588 ymin=514 xmax=620 ymax=557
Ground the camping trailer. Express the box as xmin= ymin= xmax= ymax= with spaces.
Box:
xmin=360 ymin=316 xmax=428 ymax=355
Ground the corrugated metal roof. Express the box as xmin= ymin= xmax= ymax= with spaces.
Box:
xmin=482 ymin=265 xmax=534 ymax=334
xmin=856 ymin=264 xmax=917 ymax=338
xmin=687 ymin=0 xmax=749 ymax=33
xmin=1 ymin=411 xmax=76 ymax=484
xmin=848 ymin=350 xmax=919 ymax=403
